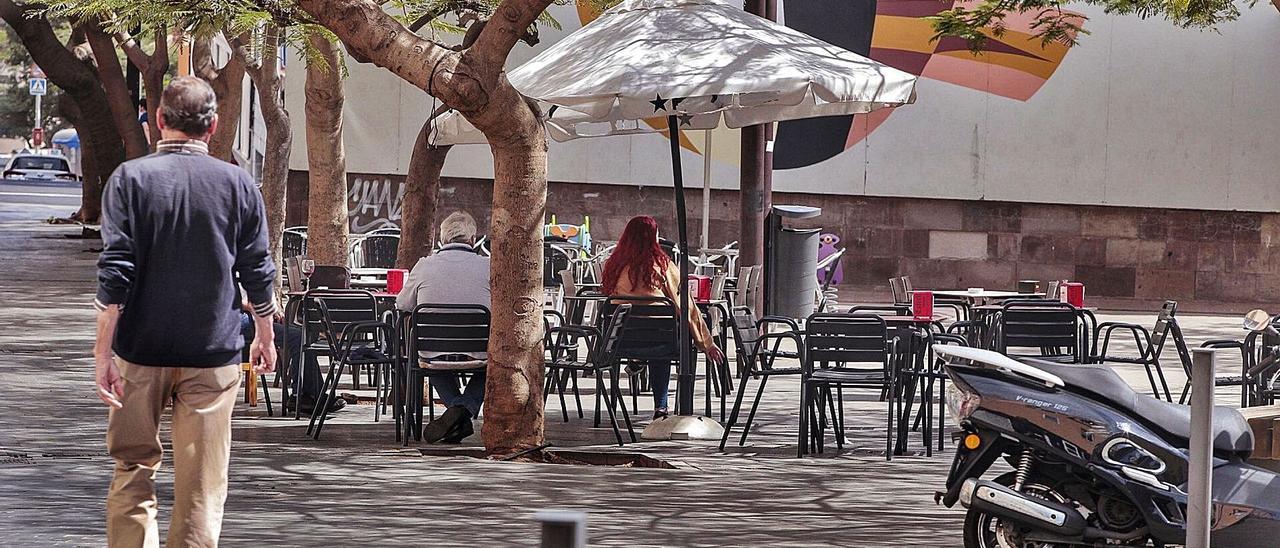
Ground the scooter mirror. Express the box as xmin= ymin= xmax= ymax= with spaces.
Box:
xmin=1244 ymin=309 xmax=1271 ymax=332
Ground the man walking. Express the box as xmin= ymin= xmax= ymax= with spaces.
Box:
xmin=93 ymin=76 xmax=278 ymax=547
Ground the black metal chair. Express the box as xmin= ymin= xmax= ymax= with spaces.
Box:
xmin=545 ymin=304 xmax=640 ymax=446
xmin=282 ymin=229 xmax=307 ymax=259
xmin=798 ymin=313 xmax=899 ymax=460
xmin=1095 ymin=300 xmax=1178 ymax=401
xmin=995 ymin=300 xmax=1081 ymax=362
xmin=595 ymin=299 xmax=684 ymax=441
xmin=403 ymin=304 xmax=491 ymax=444
xmin=719 ymin=306 xmax=803 ymax=450
xmin=360 ymin=234 xmax=400 ymax=269
xmin=542 ymin=310 xmax=587 ymax=422
xmin=301 ymin=289 xmax=396 ymax=439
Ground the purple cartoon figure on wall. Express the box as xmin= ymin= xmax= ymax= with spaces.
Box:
xmin=818 ymin=233 xmax=844 ymax=285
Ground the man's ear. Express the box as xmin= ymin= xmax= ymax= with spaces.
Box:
xmin=204 ymin=114 xmax=219 ymax=140
xmin=156 ymin=111 xmax=166 ymax=131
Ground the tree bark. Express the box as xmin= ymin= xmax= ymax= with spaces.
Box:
xmin=0 ymin=0 xmax=124 ymax=224
xmin=85 ymin=23 xmax=148 ymax=159
xmin=194 ymin=35 xmax=246 ymax=163
xmin=237 ymin=27 xmax=292 ymax=279
xmin=396 ymin=122 xmax=451 ymax=268
xmin=304 ymin=36 xmax=349 ymax=266
xmin=116 ymin=27 xmax=168 ymax=151
xmin=298 ymin=0 xmax=555 ymax=454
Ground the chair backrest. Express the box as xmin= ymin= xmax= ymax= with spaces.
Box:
xmin=729 ymin=306 xmax=763 ymax=364
xmin=998 ymin=301 xmax=1079 ymax=357
xmin=1043 ymin=280 xmax=1060 ymax=300
xmin=710 ymin=273 xmax=728 ymax=301
xmin=805 ymin=313 xmax=890 ymax=366
xmin=1147 ymin=300 xmax=1179 ymax=352
xmin=409 ymin=304 xmax=491 ymax=358
xmin=888 ymin=277 xmax=907 ymax=305
xmin=598 ymin=298 xmax=682 ymax=362
xmin=282 ymin=230 xmax=307 ymax=259
xmin=544 ymin=244 xmax=574 ymax=287
xmin=309 ymin=265 xmax=351 ymax=290
xmin=741 ymin=266 xmax=761 ymax=312
xmin=847 ymin=304 xmax=911 ymax=316
xmin=370 ymin=226 xmax=401 ymax=235
xmin=302 ymin=289 xmax=379 ymax=345
xmin=360 ymin=235 xmax=400 ymax=269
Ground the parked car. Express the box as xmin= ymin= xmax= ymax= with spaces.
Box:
xmin=2 ymin=153 xmax=77 ymax=184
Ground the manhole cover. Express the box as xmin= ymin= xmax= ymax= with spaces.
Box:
xmin=418 ymin=447 xmax=676 ymax=469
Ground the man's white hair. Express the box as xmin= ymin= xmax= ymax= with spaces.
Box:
xmin=440 ymin=211 xmax=477 ymax=244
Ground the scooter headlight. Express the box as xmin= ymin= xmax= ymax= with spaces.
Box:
xmin=1101 ymin=438 xmax=1166 ymax=475
xmin=946 ymin=381 xmax=981 ymax=423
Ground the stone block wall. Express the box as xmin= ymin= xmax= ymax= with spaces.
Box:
xmin=286 ymin=170 xmax=1280 ymax=312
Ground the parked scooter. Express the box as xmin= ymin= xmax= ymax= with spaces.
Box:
xmin=933 ymin=322 xmax=1280 ymax=547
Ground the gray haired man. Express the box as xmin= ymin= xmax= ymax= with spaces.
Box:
xmin=396 ymin=211 xmax=491 ymax=442
xmin=94 ymin=76 xmax=277 ymax=547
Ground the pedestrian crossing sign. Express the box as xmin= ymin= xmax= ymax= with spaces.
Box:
xmin=29 ymin=78 xmax=47 ymax=96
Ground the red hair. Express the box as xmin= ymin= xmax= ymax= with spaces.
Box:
xmin=602 ymin=216 xmax=670 ymax=295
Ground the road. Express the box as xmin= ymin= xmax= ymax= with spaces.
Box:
xmin=0 ymin=179 xmax=80 ymax=222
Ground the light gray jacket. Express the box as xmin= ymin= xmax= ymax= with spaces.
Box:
xmin=396 ymin=243 xmax=491 ymax=358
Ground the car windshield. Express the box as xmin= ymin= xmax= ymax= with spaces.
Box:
xmin=12 ymin=156 xmax=69 ymax=171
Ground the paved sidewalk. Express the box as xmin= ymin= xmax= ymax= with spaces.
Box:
xmin=0 ymin=197 xmax=1256 ymax=547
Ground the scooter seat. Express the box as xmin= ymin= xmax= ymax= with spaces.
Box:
xmin=1022 ymin=358 xmax=1253 ymax=456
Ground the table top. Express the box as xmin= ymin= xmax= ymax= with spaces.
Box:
xmin=931 ymin=290 xmax=1045 ymax=299
xmin=286 ymin=290 xmax=397 ymax=298
xmin=877 ymin=314 xmax=948 ymax=324
xmin=698 ymin=248 xmax=739 ymax=256
xmin=972 ymin=303 xmax=1096 ymax=312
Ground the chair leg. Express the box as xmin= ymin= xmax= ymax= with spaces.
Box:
xmin=260 ymin=374 xmax=273 ymax=417
xmin=719 ymin=373 xmax=753 ymax=451
xmin=798 ymin=380 xmax=810 ymax=458
xmin=310 ymin=359 xmax=346 ymax=440
xmin=826 ymin=386 xmax=844 ymax=451
xmin=614 ymin=368 xmax=636 ymax=443
xmin=594 ymin=374 xmax=605 ymax=427
xmin=602 ymin=369 xmax=624 ymax=446
xmin=571 ymin=371 xmax=584 ymax=419
xmin=556 ymin=369 xmax=571 ymax=422
xmin=886 ymin=377 xmax=896 ymax=461
xmin=739 ymin=375 xmax=770 ymax=447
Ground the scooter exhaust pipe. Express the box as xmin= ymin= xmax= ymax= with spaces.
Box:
xmin=959 ymin=478 xmax=1088 ymax=537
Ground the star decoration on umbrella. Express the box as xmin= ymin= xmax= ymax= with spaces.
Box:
xmin=677 ymin=113 xmax=694 ymax=127
xmin=650 ymin=93 xmax=668 ymax=112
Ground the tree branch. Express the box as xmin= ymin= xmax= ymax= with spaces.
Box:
xmin=192 ymin=35 xmax=219 ymax=81
xmin=465 ymin=0 xmax=554 ymax=72
xmin=113 ymin=31 xmax=148 ymax=68
xmin=408 ymin=0 xmax=485 ymax=32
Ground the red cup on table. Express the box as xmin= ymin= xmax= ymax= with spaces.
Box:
xmin=911 ymin=290 xmax=934 ymax=320
xmin=386 ymin=268 xmax=408 ymax=294
xmin=1064 ymin=282 xmax=1085 ymax=308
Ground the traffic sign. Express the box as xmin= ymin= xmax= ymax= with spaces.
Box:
xmin=29 ymin=78 xmax=47 ymax=96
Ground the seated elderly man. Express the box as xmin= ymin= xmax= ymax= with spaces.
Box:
xmin=396 ymin=211 xmax=491 ymax=443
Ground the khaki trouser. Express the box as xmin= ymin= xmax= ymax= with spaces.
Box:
xmin=105 ymin=359 xmax=241 ymax=548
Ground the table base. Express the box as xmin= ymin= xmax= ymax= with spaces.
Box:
xmin=641 ymin=414 xmax=725 ymax=441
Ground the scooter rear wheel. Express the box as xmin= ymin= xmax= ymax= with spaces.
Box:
xmin=962 ymin=472 xmax=1070 ymax=548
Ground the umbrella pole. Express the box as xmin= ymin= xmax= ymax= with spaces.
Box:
xmin=668 ymin=115 xmax=695 ymax=416
xmin=700 ymin=129 xmax=712 ymax=253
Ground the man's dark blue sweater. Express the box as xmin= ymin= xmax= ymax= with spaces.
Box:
xmin=95 ymin=141 xmax=277 ymax=367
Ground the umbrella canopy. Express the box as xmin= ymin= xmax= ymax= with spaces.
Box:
xmin=51 ymin=128 xmax=79 ymax=148
xmin=432 ymin=0 xmax=917 ymax=144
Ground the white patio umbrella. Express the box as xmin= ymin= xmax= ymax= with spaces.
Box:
xmin=434 ymin=0 xmax=917 ymax=435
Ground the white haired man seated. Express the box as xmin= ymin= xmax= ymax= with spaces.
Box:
xmin=395 ymin=211 xmax=491 ymax=443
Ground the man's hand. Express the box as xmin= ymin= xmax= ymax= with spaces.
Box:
xmin=94 ymin=304 xmax=124 ymax=409
xmin=250 ymin=313 xmax=277 ymax=374
xmin=249 ymin=337 xmax=277 ymax=374
xmin=95 ymin=353 xmax=124 ymax=409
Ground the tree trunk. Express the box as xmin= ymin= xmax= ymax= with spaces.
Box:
xmin=0 ymin=1 xmax=124 ymax=224
xmin=304 ymin=36 xmax=349 ymax=266
xmin=240 ymin=27 xmax=292 ymax=280
xmin=396 ymin=122 xmax=451 ymax=268
xmin=480 ymin=108 xmax=547 ymax=454
xmin=208 ymin=56 xmax=244 ymax=162
xmin=194 ymin=36 xmax=245 ymax=163
xmin=84 ymin=24 xmax=148 ymax=159
xmin=297 ymin=0 xmax=555 ymax=454
xmin=58 ymin=94 xmax=100 ymax=221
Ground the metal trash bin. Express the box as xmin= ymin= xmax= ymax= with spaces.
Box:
xmin=764 ymin=205 xmax=822 ymax=319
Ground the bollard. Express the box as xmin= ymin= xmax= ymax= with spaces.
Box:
xmin=1187 ymin=348 xmax=1215 ymax=548
xmin=536 ymin=510 xmax=587 ymax=548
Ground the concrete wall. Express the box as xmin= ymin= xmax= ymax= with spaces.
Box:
xmin=285 ymin=3 xmax=1280 ymax=212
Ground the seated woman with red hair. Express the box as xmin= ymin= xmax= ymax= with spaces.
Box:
xmin=601 ymin=215 xmax=726 ymax=418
